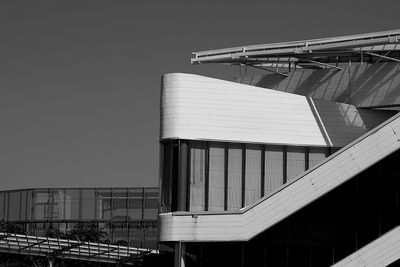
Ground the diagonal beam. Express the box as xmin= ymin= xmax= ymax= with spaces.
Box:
xmin=0 ymin=234 xmax=9 ymax=241
xmin=298 ymin=59 xmax=342 ymax=70
xmin=364 ymin=51 xmax=400 ymax=62
xmin=88 ymin=246 xmax=119 ymax=258
xmin=241 ymin=63 xmax=289 ymax=77
xmin=19 ymin=239 xmax=47 ymax=252
xmin=48 ymin=242 xmax=82 ymax=257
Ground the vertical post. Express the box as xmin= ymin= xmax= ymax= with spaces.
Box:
xmin=94 ymin=188 xmax=98 ymax=220
xmin=224 ymin=143 xmax=229 ymax=211
xmin=205 ymin=143 xmax=210 ymax=211
xmin=78 ymin=188 xmax=82 ymax=220
xmin=261 ymin=145 xmax=266 ymax=197
xmin=186 ymin=142 xmax=191 ymax=211
xmin=142 ymin=188 xmax=145 ymax=221
xmin=305 ymin=147 xmax=309 ymax=171
xmin=283 ymin=146 xmax=287 ymax=184
xmin=177 ymin=141 xmax=188 ymax=211
xmin=174 ymin=242 xmax=186 ymax=267
xmin=242 ymin=146 xmax=246 ymax=208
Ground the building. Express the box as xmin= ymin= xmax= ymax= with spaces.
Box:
xmin=0 ymin=187 xmax=158 ymax=249
xmin=158 ymin=29 xmax=400 ymax=266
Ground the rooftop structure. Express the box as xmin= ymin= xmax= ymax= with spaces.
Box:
xmin=0 ymin=187 xmax=159 ymax=249
xmin=159 ymin=29 xmax=400 ymax=267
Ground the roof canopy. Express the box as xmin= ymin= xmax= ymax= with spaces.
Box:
xmin=0 ymin=232 xmax=158 ymax=265
xmin=191 ymin=29 xmax=400 ymax=70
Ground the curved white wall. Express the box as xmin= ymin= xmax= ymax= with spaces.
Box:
xmin=161 ymin=73 xmax=391 ymax=147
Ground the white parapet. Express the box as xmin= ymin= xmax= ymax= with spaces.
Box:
xmin=332 ymin=226 xmax=400 ymax=267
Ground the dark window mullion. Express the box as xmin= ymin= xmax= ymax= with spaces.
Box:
xmin=242 ymin=145 xmax=246 ymax=208
xmin=224 ymin=143 xmax=229 ymax=211
xmin=186 ymin=141 xmax=191 ymax=211
xmin=305 ymin=147 xmax=310 ymax=170
xmin=283 ymin=146 xmax=287 ymax=184
xmin=204 ymin=142 xmax=210 ymax=211
xmin=261 ymin=145 xmax=266 ymax=198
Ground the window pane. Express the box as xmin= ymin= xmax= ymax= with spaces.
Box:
xmin=8 ymin=191 xmax=20 ymax=220
xmin=82 ymin=189 xmax=96 ymax=220
xmin=160 ymin=142 xmax=174 ymax=213
xmin=112 ymin=189 xmax=129 ymax=220
xmin=64 ymin=189 xmax=80 ymax=220
xmin=20 ymin=191 xmax=27 ymax=220
xmin=128 ymin=188 xmax=143 ymax=220
xmin=96 ymin=189 xmax=112 ymax=220
xmin=245 ymin=147 xmax=261 ymax=206
xmin=208 ymin=144 xmax=225 ymax=211
xmin=227 ymin=145 xmax=242 ymax=210
xmin=309 ymin=147 xmax=329 ymax=169
xmin=48 ymin=189 xmax=64 ymax=220
xmin=189 ymin=143 xmax=206 ymax=211
xmin=34 ymin=190 xmax=48 ymax=220
xmin=287 ymin=147 xmax=306 ymax=182
xmin=265 ymin=146 xmax=284 ymax=196
xmin=26 ymin=190 xmax=33 ymax=221
xmin=144 ymin=188 xmax=159 ymax=219
xmin=0 ymin=193 xmax=4 ymax=220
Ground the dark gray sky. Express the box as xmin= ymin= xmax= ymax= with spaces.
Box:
xmin=0 ymin=0 xmax=399 ymax=190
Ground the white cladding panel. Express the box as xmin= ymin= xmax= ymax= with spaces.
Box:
xmin=161 ymin=73 xmax=391 ymax=147
xmin=332 ymin=226 xmax=400 ymax=267
xmin=158 ymin=113 xmax=400 ymax=242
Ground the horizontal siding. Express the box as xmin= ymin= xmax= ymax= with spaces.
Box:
xmin=161 ymin=73 xmax=392 ymax=147
xmin=158 ymin=113 xmax=400 ymax=242
xmin=332 ymin=226 xmax=400 ymax=267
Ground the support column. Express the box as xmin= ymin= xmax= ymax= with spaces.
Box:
xmin=174 ymin=241 xmax=186 ymax=267
xmin=177 ymin=142 xmax=188 ymax=211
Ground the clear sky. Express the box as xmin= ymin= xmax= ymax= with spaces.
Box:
xmin=0 ymin=0 xmax=399 ymax=190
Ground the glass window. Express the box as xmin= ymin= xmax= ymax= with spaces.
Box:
xmin=48 ymin=189 xmax=64 ymax=220
xmin=287 ymin=147 xmax=306 ymax=182
xmin=34 ymin=190 xmax=49 ymax=220
xmin=265 ymin=146 xmax=284 ymax=196
xmin=160 ymin=142 xmax=174 ymax=213
xmin=227 ymin=145 xmax=242 ymax=210
xmin=309 ymin=147 xmax=329 ymax=169
xmin=26 ymin=190 xmax=33 ymax=221
xmin=189 ymin=143 xmax=206 ymax=211
xmin=0 ymin=193 xmax=4 ymax=220
xmin=96 ymin=189 xmax=112 ymax=220
xmin=20 ymin=190 xmax=27 ymax=220
xmin=144 ymin=188 xmax=159 ymax=219
xmin=127 ymin=188 xmax=143 ymax=220
xmin=81 ymin=189 xmax=96 ymax=220
xmin=64 ymin=189 xmax=80 ymax=220
xmin=245 ymin=147 xmax=262 ymax=206
xmin=8 ymin=191 xmax=20 ymax=220
xmin=112 ymin=189 xmax=129 ymax=220
xmin=208 ymin=144 xmax=225 ymax=211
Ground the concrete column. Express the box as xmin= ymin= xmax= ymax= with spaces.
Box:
xmin=174 ymin=241 xmax=186 ymax=267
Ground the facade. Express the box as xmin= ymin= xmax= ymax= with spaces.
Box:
xmin=0 ymin=187 xmax=158 ymax=248
xmin=158 ymin=30 xmax=400 ymax=266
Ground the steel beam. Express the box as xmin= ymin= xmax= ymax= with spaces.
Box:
xmin=364 ymin=52 xmax=400 ymax=62
xmin=241 ymin=63 xmax=289 ymax=77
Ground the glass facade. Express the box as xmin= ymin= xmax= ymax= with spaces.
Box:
xmin=0 ymin=187 xmax=159 ymax=248
xmin=183 ymin=147 xmax=400 ymax=267
xmin=160 ymin=139 xmax=339 ymax=213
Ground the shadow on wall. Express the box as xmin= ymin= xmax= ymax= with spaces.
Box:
xmin=236 ymin=62 xmax=400 ymax=108
xmin=306 ymin=98 xmax=395 ymax=147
